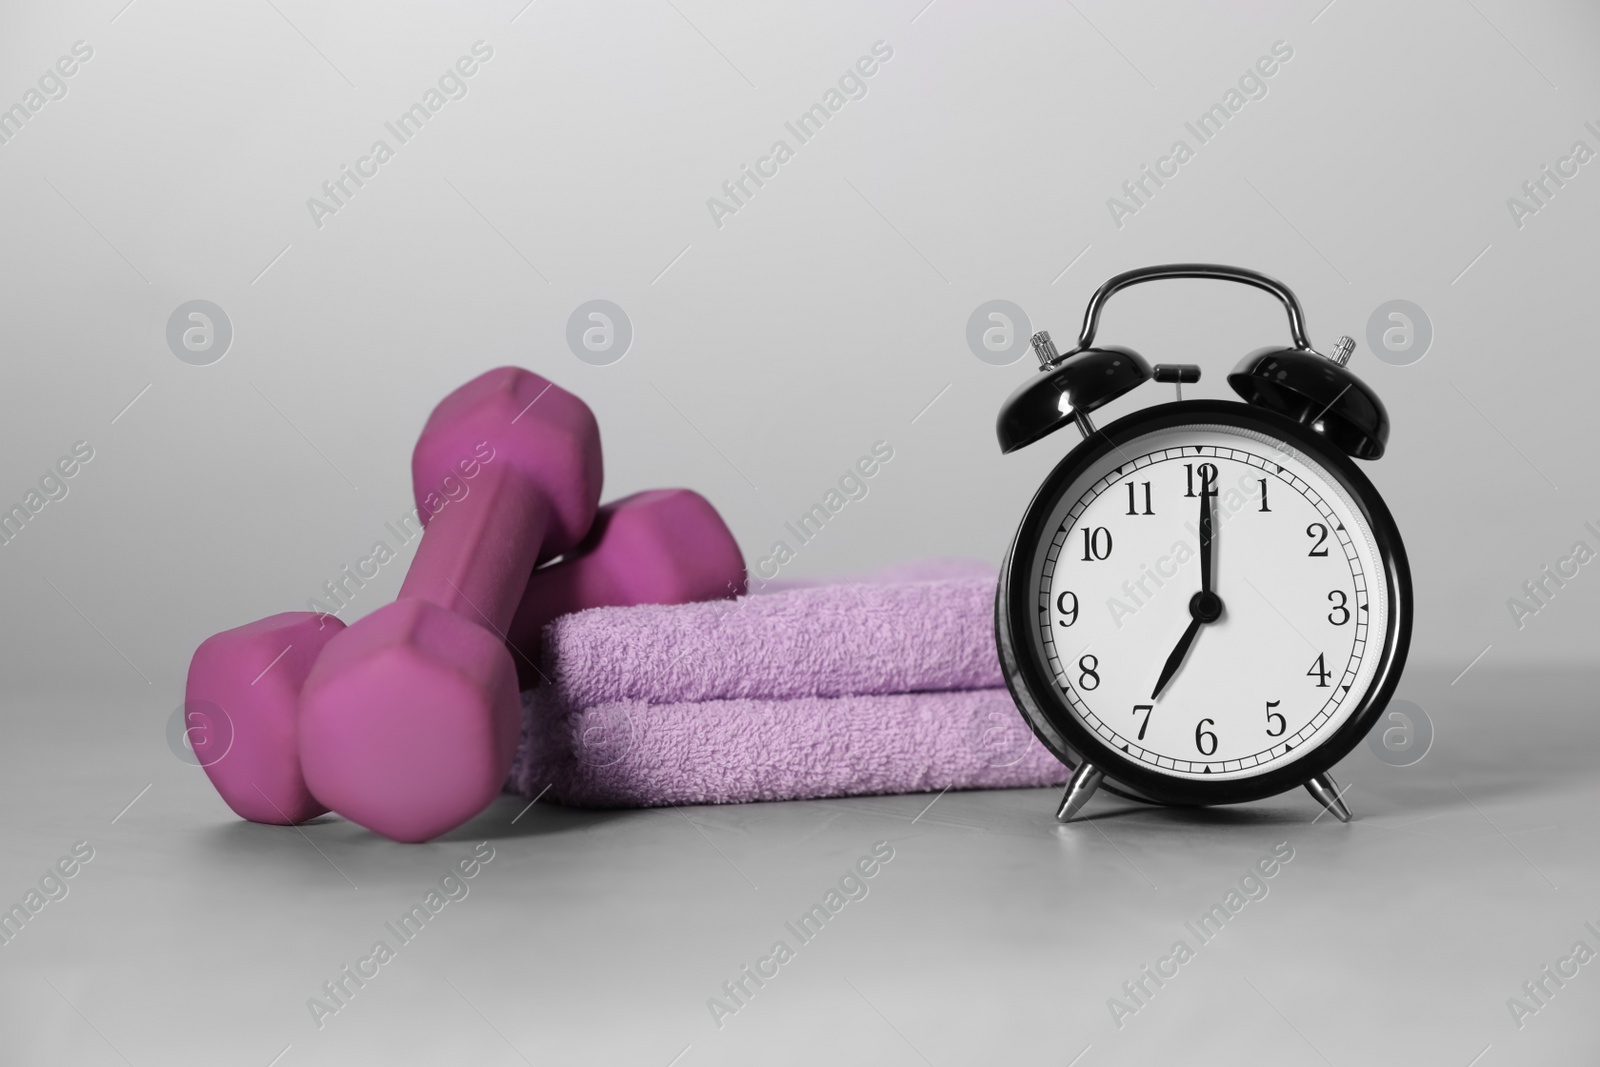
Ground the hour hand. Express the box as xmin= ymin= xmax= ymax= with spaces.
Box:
xmin=1151 ymin=616 xmax=1202 ymax=700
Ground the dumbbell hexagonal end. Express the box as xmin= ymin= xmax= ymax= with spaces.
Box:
xmin=298 ymin=599 xmax=522 ymax=843
xmin=580 ymin=489 xmax=747 ymax=603
xmin=185 ymin=612 xmax=344 ymax=825
xmin=411 ymin=367 xmax=603 ymax=559
xmin=508 ymin=488 xmax=746 ymax=687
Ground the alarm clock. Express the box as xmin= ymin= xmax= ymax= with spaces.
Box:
xmin=994 ymin=264 xmax=1411 ymax=823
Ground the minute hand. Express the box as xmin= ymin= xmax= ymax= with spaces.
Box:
xmin=1199 ymin=482 xmax=1214 ymax=594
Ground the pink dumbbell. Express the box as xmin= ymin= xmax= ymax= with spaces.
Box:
xmin=508 ymin=488 xmax=746 ymax=687
xmin=298 ymin=367 xmax=602 ymax=843
xmin=183 ymin=488 xmax=746 ymax=827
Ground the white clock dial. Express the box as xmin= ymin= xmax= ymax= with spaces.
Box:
xmin=1029 ymin=423 xmax=1390 ymax=781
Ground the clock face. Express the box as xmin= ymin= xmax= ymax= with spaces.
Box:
xmin=1023 ymin=419 xmax=1393 ymax=783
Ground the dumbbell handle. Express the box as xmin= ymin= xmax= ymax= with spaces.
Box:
xmin=397 ymin=463 xmax=550 ymax=628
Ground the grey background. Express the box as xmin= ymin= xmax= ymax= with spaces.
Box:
xmin=2 ymin=0 xmax=1598 ymax=687
xmin=2 ymin=0 xmax=1598 ymax=1063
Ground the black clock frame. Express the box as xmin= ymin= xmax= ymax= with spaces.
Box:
xmin=997 ymin=398 xmax=1412 ymax=808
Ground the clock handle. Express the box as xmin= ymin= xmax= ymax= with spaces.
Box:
xmin=1074 ymin=264 xmax=1314 ymax=353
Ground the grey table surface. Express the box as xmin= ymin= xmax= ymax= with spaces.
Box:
xmin=1 ymin=665 xmax=1595 ymax=1066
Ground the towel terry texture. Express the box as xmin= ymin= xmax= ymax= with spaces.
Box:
xmin=511 ymin=561 xmax=1069 ymax=808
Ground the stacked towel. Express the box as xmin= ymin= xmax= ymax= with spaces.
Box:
xmin=510 ymin=561 xmax=1069 ymax=807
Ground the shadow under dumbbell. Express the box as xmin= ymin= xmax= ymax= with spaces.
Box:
xmin=194 ymin=795 xmax=627 ymax=878
xmin=436 ymin=792 xmax=630 ymax=842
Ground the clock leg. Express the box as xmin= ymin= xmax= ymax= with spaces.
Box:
xmin=1055 ymin=762 xmax=1104 ymax=822
xmin=1305 ymin=772 xmax=1352 ymax=823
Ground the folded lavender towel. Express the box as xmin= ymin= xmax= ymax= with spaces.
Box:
xmin=511 ymin=689 xmax=1067 ymax=808
xmin=537 ymin=565 xmax=1004 ymax=710
xmin=509 ymin=561 xmax=1068 ymax=808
